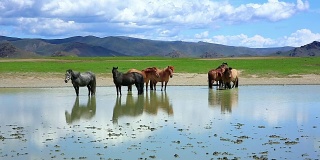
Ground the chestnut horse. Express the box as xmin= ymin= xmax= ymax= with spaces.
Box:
xmin=150 ymin=66 xmax=174 ymax=91
xmin=222 ymin=67 xmax=239 ymax=89
xmin=208 ymin=62 xmax=228 ymax=89
xmin=127 ymin=67 xmax=159 ymax=91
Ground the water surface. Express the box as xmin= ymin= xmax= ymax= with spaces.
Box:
xmin=0 ymin=85 xmax=319 ymax=159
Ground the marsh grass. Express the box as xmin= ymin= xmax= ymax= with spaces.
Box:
xmin=0 ymin=57 xmax=319 ymax=77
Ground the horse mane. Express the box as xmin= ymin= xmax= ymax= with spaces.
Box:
xmin=66 ymin=69 xmax=80 ymax=78
xmin=167 ymin=66 xmax=174 ymax=72
xmin=143 ymin=67 xmax=157 ymax=73
xmin=72 ymin=71 xmax=80 ymax=78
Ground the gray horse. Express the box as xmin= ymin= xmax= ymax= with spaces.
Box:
xmin=65 ymin=69 xmax=96 ymax=96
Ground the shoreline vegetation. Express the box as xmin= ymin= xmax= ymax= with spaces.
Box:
xmin=0 ymin=57 xmax=319 ymax=88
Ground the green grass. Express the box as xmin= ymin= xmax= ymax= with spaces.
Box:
xmin=0 ymin=57 xmax=319 ymax=77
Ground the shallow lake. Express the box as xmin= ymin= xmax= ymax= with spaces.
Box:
xmin=0 ymin=85 xmax=320 ymax=159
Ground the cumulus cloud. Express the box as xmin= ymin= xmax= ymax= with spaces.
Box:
xmin=17 ymin=17 xmax=80 ymax=36
xmin=195 ymin=31 xmax=209 ymax=39
xmin=210 ymin=34 xmax=276 ymax=48
xmin=281 ymin=29 xmax=320 ymax=47
xmin=0 ymin=0 xmax=313 ymax=47
xmin=0 ymin=0 xmax=310 ymax=36
xmin=204 ymin=29 xmax=320 ymax=48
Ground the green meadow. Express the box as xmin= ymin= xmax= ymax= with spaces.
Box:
xmin=0 ymin=57 xmax=319 ymax=77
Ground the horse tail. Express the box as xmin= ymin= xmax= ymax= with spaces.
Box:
xmin=138 ymin=73 xmax=144 ymax=94
xmin=235 ymin=77 xmax=239 ymax=88
xmin=91 ymin=73 xmax=97 ymax=95
xmin=208 ymin=72 xmax=213 ymax=89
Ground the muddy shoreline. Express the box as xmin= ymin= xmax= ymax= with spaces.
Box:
xmin=0 ymin=73 xmax=320 ymax=88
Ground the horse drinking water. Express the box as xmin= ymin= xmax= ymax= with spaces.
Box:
xmin=65 ymin=69 xmax=96 ymax=96
xmin=112 ymin=67 xmax=144 ymax=95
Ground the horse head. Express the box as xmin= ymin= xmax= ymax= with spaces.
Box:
xmin=112 ymin=67 xmax=119 ymax=78
xmin=167 ymin=66 xmax=174 ymax=78
xmin=224 ymin=67 xmax=233 ymax=78
xmin=65 ymin=69 xmax=73 ymax=83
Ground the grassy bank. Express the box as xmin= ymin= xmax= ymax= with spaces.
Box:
xmin=0 ymin=57 xmax=319 ymax=77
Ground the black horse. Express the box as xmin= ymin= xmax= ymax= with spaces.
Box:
xmin=112 ymin=67 xmax=144 ymax=95
xmin=65 ymin=69 xmax=96 ymax=96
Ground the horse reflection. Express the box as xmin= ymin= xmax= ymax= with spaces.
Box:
xmin=112 ymin=92 xmax=173 ymax=124
xmin=65 ymin=96 xmax=96 ymax=124
xmin=144 ymin=91 xmax=173 ymax=115
xmin=112 ymin=93 xmax=144 ymax=124
xmin=208 ymin=89 xmax=238 ymax=113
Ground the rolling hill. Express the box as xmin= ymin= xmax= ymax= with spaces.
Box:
xmin=1 ymin=35 xmax=317 ymax=58
xmin=273 ymin=41 xmax=320 ymax=57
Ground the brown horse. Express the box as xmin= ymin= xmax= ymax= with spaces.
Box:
xmin=127 ymin=67 xmax=159 ymax=91
xmin=208 ymin=62 xmax=228 ymax=89
xmin=150 ymin=66 xmax=174 ymax=91
xmin=222 ymin=67 xmax=239 ymax=89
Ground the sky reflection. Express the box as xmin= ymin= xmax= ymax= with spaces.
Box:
xmin=0 ymin=85 xmax=319 ymax=159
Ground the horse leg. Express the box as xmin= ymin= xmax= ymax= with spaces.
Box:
xmin=150 ymin=81 xmax=153 ymax=90
xmin=231 ymin=80 xmax=235 ymax=88
xmin=224 ymin=82 xmax=228 ymax=89
xmin=119 ymin=86 xmax=122 ymax=95
xmin=161 ymin=82 xmax=164 ymax=91
xmin=235 ymin=78 xmax=239 ymax=88
xmin=208 ymin=76 xmax=213 ymax=89
xmin=152 ymin=81 xmax=157 ymax=91
xmin=90 ymin=84 xmax=95 ymax=96
xmin=128 ymin=85 xmax=132 ymax=91
xmin=116 ymin=86 xmax=119 ymax=96
xmin=135 ymin=82 xmax=143 ymax=95
xmin=164 ymin=81 xmax=168 ymax=91
xmin=87 ymin=85 xmax=91 ymax=96
xmin=74 ymin=86 xmax=79 ymax=96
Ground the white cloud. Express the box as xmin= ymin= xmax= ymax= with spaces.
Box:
xmin=17 ymin=17 xmax=81 ymax=36
xmin=0 ymin=0 xmax=312 ymax=44
xmin=281 ymin=29 xmax=320 ymax=47
xmin=296 ymin=0 xmax=309 ymax=10
xmin=3 ymin=0 xmax=309 ymax=25
xmin=200 ymin=29 xmax=320 ymax=48
xmin=195 ymin=31 xmax=209 ymax=39
xmin=210 ymin=34 xmax=276 ymax=48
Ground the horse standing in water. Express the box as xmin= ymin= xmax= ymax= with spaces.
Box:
xmin=112 ymin=67 xmax=144 ymax=95
xmin=65 ymin=69 xmax=96 ymax=96
xmin=127 ymin=67 xmax=159 ymax=91
xmin=208 ymin=62 xmax=228 ymax=89
xmin=150 ymin=66 xmax=174 ymax=91
xmin=222 ymin=67 xmax=239 ymax=89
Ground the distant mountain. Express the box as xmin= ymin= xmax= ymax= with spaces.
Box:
xmin=0 ymin=35 xmax=303 ymax=58
xmin=0 ymin=42 xmax=38 ymax=58
xmin=274 ymin=41 xmax=320 ymax=57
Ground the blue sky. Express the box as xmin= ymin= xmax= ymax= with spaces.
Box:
xmin=0 ymin=0 xmax=319 ymax=48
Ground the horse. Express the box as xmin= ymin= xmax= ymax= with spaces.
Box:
xmin=150 ymin=66 xmax=174 ymax=91
xmin=65 ymin=69 xmax=96 ymax=96
xmin=112 ymin=67 xmax=144 ymax=95
xmin=222 ymin=67 xmax=239 ymax=89
xmin=127 ymin=67 xmax=159 ymax=91
xmin=208 ymin=62 xmax=229 ymax=89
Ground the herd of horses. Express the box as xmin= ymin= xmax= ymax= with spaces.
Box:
xmin=64 ymin=63 xmax=238 ymax=96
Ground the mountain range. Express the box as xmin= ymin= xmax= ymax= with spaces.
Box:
xmin=0 ymin=35 xmax=319 ymax=58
